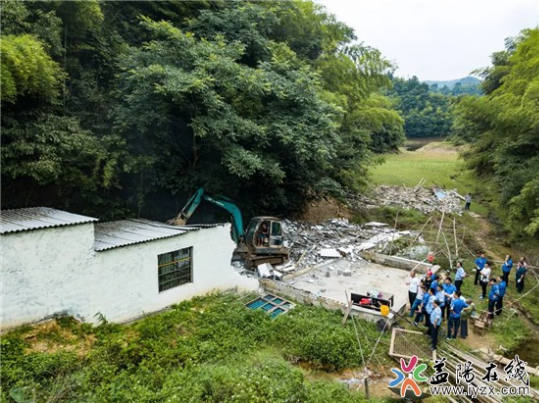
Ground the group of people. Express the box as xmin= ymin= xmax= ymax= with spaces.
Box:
xmin=473 ymin=253 xmax=529 ymax=320
xmin=407 ymin=271 xmax=475 ymax=351
xmin=405 ymin=253 xmax=530 ymax=351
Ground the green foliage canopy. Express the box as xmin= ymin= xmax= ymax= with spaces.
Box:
xmin=453 ymin=29 xmax=539 ymax=238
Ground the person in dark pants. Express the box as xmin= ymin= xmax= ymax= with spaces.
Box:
xmin=479 ymin=263 xmax=491 ymax=299
xmin=442 ymin=278 xmax=456 ymax=319
xmin=447 ymin=296 xmax=468 ymax=339
xmin=407 ymin=270 xmax=420 ymax=307
xmin=460 ymin=299 xmax=475 ymax=339
xmin=454 ymin=261 xmax=466 ymax=292
xmin=487 ymin=278 xmax=499 ymax=320
xmin=414 ymin=286 xmax=431 ymax=325
xmin=516 ymin=260 xmax=527 ymax=293
xmin=496 ymin=275 xmax=507 ymax=316
xmin=465 ymin=193 xmax=472 ymax=210
xmin=474 ymin=253 xmax=487 ymax=285
xmin=424 ymin=288 xmax=436 ymax=332
xmin=430 ymin=299 xmax=442 ymax=351
xmin=501 ymin=255 xmax=513 ymax=285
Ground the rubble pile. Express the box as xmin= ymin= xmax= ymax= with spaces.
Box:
xmin=346 ymin=185 xmax=464 ymax=215
xmin=280 ymin=218 xmax=419 ymax=271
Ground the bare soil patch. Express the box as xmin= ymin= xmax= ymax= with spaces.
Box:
xmin=299 ymin=196 xmax=350 ymax=223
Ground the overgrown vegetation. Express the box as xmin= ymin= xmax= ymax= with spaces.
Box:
xmin=1 ymin=0 xmax=404 ymax=220
xmin=0 ymin=293 xmax=390 ymax=402
xmin=452 ymin=28 xmax=539 ymax=240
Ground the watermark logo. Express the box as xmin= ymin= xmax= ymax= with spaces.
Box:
xmin=389 ymin=355 xmax=428 ymax=397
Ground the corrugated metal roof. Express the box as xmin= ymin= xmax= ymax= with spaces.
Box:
xmin=94 ymin=219 xmax=200 ymax=251
xmin=0 ymin=207 xmax=97 ymax=234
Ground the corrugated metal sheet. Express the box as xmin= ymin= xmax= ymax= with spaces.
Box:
xmin=94 ymin=219 xmax=199 ymax=251
xmin=0 ymin=207 xmax=97 ymax=234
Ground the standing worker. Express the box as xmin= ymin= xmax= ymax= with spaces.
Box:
xmin=487 ymin=278 xmax=499 ymax=320
xmin=454 ymin=261 xmax=466 ymax=292
xmin=516 ymin=260 xmax=527 ymax=293
xmin=407 ymin=270 xmax=421 ymax=307
xmin=496 ymin=275 xmax=507 ymax=316
xmin=447 ymin=294 xmax=468 ymax=340
xmin=460 ymin=298 xmax=475 ymax=339
xmin=430 ymin=299 xmax=442 ymax=351
xmin=501 ymin=255 xmax=513 ymax=285
xmin=479 ymin=263 xmax=491 ymax=299
xmin=442 ymin=278 xmax=456 ymax=319
xmin=474 ymin=253 xmax=487 ymax=286
xmin=464 ymin=193 xmax=472 ymax=211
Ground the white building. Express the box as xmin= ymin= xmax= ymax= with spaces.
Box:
xmin=1 ymin=207 xmax=256 ymax=330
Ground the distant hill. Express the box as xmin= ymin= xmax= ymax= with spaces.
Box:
xmin=424 ymin=76 xmax=481 ymax=90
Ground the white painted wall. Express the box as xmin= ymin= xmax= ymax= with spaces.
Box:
xmin=1 ymin=224 xmax=95 ymax=329
xmin=1 ymin=223 xmax=257 ymax=330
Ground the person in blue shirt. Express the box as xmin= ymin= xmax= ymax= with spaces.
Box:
xmin=474 ymin=253 xmax=487 ymax=285
xmin=496 ymin=275 xmax=507 ymax=316
xmin=430 ymin=274 xmax=441 ymax=292
xmin=501 ymin=255 xmax=513 ymax=285
xmin=442 ymin=278 xmax=457 ymax=319
xmin=435 ymin=285 xmax=446 ymax=321
xmin=430 ymin=299 xmax=442 ymax=351
xmin=409 ymin=283 xmax=426 ymax=318
xmin=516 ymin=259 xmax=527 ymax=293
xmin=487 ymin=278 xmax=499 ymax=320
xmin=454 ymin=261 xmax=466 ymax=292
xmin=415 ymin=287 xmax=432 ymax=326
xmin=447 ymin=294 xmax=468 ymax=339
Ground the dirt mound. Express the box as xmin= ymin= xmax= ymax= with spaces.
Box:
xmin=299 ymin=197 xmax=350 ymax=223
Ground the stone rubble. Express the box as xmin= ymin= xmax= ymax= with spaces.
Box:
xmin=346 ymin=185 xmax=464 ymax=215
xmin=280 ymin=218 xmax=419 ymax=271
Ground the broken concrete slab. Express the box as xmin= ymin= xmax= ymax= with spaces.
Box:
xmin=257 ymin=263 xmax=273 ymax=278
xmin=319 ymin=248 xmax=342 ymax=258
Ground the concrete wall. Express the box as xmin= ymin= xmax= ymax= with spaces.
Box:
xmin=2 ymin=224 xmax=95 ymax=329
xmin=90 ymin=225 xmax=257 ymax=323
xmin=1 ymin=223 xmax=257 ymax=330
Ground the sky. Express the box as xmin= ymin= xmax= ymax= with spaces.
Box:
xmin=318 ymin=0 xmax=539 ymax=81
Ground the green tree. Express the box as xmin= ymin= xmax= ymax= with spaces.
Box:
xmin=454 ymin=29 xmax=539 ymax=238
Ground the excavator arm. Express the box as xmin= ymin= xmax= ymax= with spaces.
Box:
xmin=174 ymin=188 xmax=244 ymax=243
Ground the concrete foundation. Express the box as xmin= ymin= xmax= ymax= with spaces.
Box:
xmin=260 ymin=258 xmax=411 ymax=324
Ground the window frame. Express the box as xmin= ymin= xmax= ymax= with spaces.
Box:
xmin=157 ymin=247 xmax=193 ymax=293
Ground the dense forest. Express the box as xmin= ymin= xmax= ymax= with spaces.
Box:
xmin=452 ymin=29 xmax=539 ymax=239
xmin=1 ymin=0 xmax=405 ymax=220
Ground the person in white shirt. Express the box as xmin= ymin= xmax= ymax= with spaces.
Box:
xmin=406 ymin=270 xmax=421 ymax=306
xmin=479 ymin=263 xmax=491 ymax=299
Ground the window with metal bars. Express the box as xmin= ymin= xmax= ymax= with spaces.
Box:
xmin=158 ymin=247 xmax=192 ymax=292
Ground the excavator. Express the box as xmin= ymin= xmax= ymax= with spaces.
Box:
xmin=169 ymin=188 xmax=289 ymax=268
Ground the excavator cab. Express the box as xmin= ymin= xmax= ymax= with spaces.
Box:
xmin=242 ymin=217 xmax=289 ymax=267
xmin=245 ymin=217 xmax=284 ymax=249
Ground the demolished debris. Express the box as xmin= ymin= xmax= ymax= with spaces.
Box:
xmin=346 ymin=185 xmax=464 ymax=215
xmin=282 ymin=218 xmax=421 ymax=271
